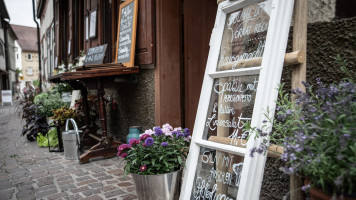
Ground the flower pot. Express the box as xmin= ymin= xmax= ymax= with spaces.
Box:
xmin=131 ymin=169 xmax=183 ymax=200
xmin=309 ymin=187 xmax=356 ymax=200
xmin=305 ymin=180 xmax=356 ymax=200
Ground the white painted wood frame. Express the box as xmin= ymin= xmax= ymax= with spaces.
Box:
xmin=180 ymin=0 xmax=295 ymax=199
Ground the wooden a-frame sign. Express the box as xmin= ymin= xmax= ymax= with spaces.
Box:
xmin=180 ymin=0 xmax=295 ymax=199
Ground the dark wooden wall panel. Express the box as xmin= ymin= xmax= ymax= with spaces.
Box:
xmin=155 ymin=0 xmax=182 ymax=127
xmin=135 ymin=0 xmax=155 ymax=65
xmin=183 ymin=0 xmax=217 ymax=130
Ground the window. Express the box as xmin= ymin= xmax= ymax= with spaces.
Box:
xmin=16 ymin=53 xmax=19 ymax=59
xmin=89 ymin=10 xmax=97 ymax=38
xmin=27 ymin=67 xmax=33 ymax=75
xmin=27 ymin=54 xmax=32 ymax=60
xmin=0 ymin=41 xmax=4 ymax=56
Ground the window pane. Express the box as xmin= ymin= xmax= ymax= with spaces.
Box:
xmin=217 ymin=0 xmax=272 ymax=71
xmin=191 ymin=147 xmax=244 ymax=200
xmin=202 ymin=74 xmax=259 ymax=146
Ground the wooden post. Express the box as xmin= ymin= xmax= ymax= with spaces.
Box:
xmin=291 ymin=0 xmax=307 ymax=199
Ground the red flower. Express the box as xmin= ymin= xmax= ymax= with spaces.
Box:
xmin=139 ymin=134 xmax=151 ymax=141
xmin=121 ymin=153 xmax=128 ymax=158
xmin=118 ymin=144 xmax=131 ymax=152
xmin=129 ymin=138 xmax=140 ymax=146
xmin=140 ymin=164 xmax=147 ymax=172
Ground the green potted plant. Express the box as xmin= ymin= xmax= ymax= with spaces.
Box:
xmin=247 ymin=76 xmax=356 ymax=199
xmin=117 ymin=124 xmax=191 ymax=200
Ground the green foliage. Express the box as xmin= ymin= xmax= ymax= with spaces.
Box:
xmin=336 ymin=55 xmax=356 ymax=83
xmin=34 ymin=92 xmax=66 ymax=117
xmin=51 ymin=83 xmax=72 ymax=94
xmin=32 ymin=80 xmax=40 ymax=87
xmin=37 ymin=128 xmax=59 ymax=147
xmin=33 ymin=92 xmax=48 ymax=104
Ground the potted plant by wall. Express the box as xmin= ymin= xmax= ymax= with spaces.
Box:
xmin=247 ymin=66 xmax=356 ymax=199
xmin=117 ymin=124 xmax=191 ymax=200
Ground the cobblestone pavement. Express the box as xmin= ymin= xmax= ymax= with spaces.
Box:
xmin=0 ymin=103 xmax=138 ymax=200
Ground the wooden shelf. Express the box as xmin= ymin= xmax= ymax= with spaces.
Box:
xmin=48 ymin=64 xmax=139 ymax=83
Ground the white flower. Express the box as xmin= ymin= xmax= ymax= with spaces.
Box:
xmin=162 ymin=123 xmax=173 ymax=131
xmin=184 ymin=135 xmax=192 ymax=142
xmin=144 ymin=129 xmax=154 ymax=135
xmin=174 ymin=127 xmax=182 ymax=132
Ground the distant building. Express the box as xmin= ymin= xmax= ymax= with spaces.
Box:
xmin=0 ymin=0 xmax=18 ymax=99
xmin=11 ymin=25 xmax=39 ymax=85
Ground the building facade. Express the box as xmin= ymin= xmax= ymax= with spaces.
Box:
xmin=36 ymin=0 xmax=355 ymax=198
xmin=11 ymin=25 xmax=40 ymax=85
xmin=0 ymin=0 xmax=18 ymax=100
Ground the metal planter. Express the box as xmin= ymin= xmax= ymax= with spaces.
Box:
xmin=131 ymin=169 xmax=183 ymax=200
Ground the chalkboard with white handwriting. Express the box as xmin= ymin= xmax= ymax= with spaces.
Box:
xmin=116 ymin=0 xmax=138 ymax=67
xmin=84 ymin=44 xmax=107 ymax=66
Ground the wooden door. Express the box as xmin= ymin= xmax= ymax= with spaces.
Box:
xmin=183 ymin=0 xmax=217 ymax=130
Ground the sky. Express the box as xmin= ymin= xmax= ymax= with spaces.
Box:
xmin=4 ymin=0 xmax=39 ymax=27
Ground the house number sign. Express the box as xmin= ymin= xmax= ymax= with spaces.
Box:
xmin=180 ymin=0 xmax=295 ymax=199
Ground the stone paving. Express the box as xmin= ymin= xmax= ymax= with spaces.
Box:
xmin=0 ymin=103 xmax=138 ymax=200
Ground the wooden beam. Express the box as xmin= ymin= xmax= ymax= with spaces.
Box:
xmin=291 ymin=0 xmax=308 ymax=199
xmin=208 ymin=136 xmax=284 ymax=159
xmin=218 ymin=51 xmax=305 ymax=71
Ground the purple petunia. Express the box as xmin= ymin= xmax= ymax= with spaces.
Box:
xmin=184 ymin=128 xmax=191 ymax=137
xmin=176 ymin=132 xmax=185 ymax=138
xmin=145 ymin=137 xmax=154 ymax=146
xmin=154 ymin=127 xmax=164 ymax=136
xmin=161 ymin=142 xmax=169 ymax=147
xmin=171 ymin=131 xmax=178 ymax=137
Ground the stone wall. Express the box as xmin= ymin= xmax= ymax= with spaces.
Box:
xmin=105 ymin=68 xmax=155 ymax=142
xmin=308 ymin=0 xmax=336 ymax=23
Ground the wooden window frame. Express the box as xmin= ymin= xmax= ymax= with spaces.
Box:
xmin=180 ymin=0 xmax=295 ymax=199
xmin=89 ymin=9 xmax=98 ymax=39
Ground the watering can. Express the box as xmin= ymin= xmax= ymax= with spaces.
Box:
xmin=62 ymin=118 xmax=82 ymax=160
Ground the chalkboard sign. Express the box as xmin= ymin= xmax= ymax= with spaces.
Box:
xmin=1 ymin=90 xmax=13 ymax=106
xmin=115 ymin=0 xmax=138 ymax=67
xmin=180 ymin=0 xmax=295 ymax=199
xmin=83 ymin=44 xmax=107 ymax=66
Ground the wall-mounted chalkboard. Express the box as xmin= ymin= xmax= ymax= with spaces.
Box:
xmin=83 ymin=44 xmax=107 ymax=66
xmin=115 ymin=0 xmax=138 ymax=67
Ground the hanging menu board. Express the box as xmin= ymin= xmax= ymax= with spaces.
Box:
xmin=180 ymin=0 xmax=295 ymax=199
xmin=115 ymin=0 xmax=138 ymax=67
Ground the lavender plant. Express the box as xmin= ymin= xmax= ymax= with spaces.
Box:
xmin=247 ymin=79 xmax=356 ymax=196
xmin=117 ymin=124 xmax=191 ymax=175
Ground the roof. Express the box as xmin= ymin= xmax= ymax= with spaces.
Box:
xmin=0 ymin=0 xmax=10 ymax=20
xmin=11 ymin=25 xmax=38 ymax=52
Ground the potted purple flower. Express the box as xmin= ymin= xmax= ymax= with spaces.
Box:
xmin=247 ymin=77 xmax=356 ymax=199
xmin=117 ymin=124 xmax=191 ymax=199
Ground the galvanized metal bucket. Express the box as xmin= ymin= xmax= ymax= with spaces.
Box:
xmin=62 ymin=118 xmax=82 ymax=160
xmin=131 ymin=169 xmax=183 ymax=200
